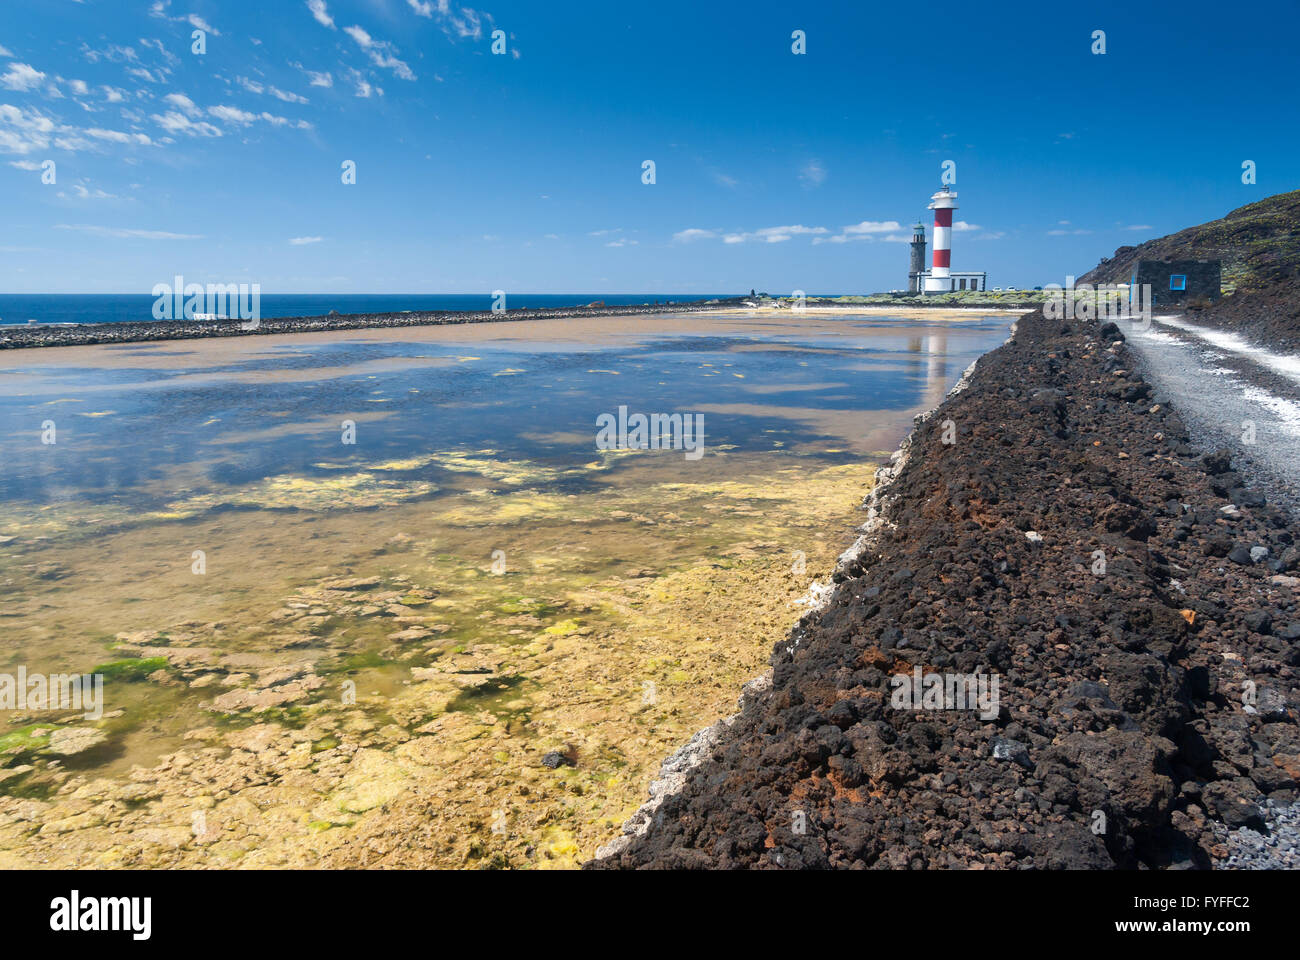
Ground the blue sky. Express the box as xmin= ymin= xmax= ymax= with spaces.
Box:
xmin=1 ymin=0 xmax=1297 ymax=295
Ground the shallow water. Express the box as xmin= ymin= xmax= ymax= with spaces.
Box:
xmin=0 ymin=310 xmax=1013 ymax=867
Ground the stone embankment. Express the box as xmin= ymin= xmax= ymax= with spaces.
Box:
xmin=591 ymin=308 xmax=1300 ymax=869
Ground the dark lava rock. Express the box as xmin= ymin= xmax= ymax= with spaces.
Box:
xmin=1201 ymin=448 xmax=1233 ymax=475
xmin=1202 ymin=782 xmax=1265 ymax=831
xmin=1244 ymin=611 xmax=1273 ymax=635
xmin=588 ymin=305 xmax=1300 ymax=872
xmin=1203 ymin=536 xmax=1233 ymax=558
xmin=1227 ymin=545 xmax=1254 ymax=565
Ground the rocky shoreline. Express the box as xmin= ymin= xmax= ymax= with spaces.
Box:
xmin=590 ymin=307 xmax=1300 ymax=869
xmin=592 ymin=327 xmax=1002 ymax=862
xmin=0 ymin=299 xmax=744 ymax=350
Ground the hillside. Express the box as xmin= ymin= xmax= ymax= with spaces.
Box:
xmin=1080 ymin=189 xmax=1300 ymax=350
xmin=1080 ymin=189 xmax=1300 ymax=294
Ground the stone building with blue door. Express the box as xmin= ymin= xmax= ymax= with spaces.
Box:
xmin=1131 ymin=259 xmax=1221 ymax=307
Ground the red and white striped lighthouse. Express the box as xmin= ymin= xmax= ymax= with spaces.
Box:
xmin=924 ymin=185 xmax=958 ymax=292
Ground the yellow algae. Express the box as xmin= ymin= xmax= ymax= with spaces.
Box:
xmin=543 ymin=619 xmax=581 ymax=636
xmin=0 ymin=451 xmax=877 ymax=869
xmin=368 ymin=457 xmax=437 ymax=471
xmin=168 ymin=471 xmax=439 ymax=512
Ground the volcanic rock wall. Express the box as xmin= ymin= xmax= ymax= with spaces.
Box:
xmin=591 ymin=309 xmax=1300 ymax=869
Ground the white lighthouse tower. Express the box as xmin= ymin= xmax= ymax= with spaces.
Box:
xmin=924 ymin=185 xmax=957 ymax=292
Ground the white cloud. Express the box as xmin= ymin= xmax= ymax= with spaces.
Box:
xmin=0 ymin=103 xmax=154 ymax=155
xmin=80 ymin=43 xmax=139 ymax=66
xmin=843 ymin=220 xmax=903 ymax=235
xmin=799 ymin=159 xmax=826 ymax=187
xmin=208 ymin=104 xmax=311 ymax=130
xmin=289 ymin=236 xmax=323 ymax=245
xmin=1124 ymin=224 xmax=1152 ymax=231
xmin=138 ymin=38 xmax=180 ymax=68
xmin=85 ymin=127 xmax=153 ymax=145
xmin=149 ymin=2 xmax=220 ymax=36
xmin=1 ymin=63 xmax=47 ymax=92
xmin=55 ymin=223 xmax=203 ymax=240
xmin=290 ymin=62 xmax=334 ymax=88
xmin=164 ymin=92 xmax=201 ymax=116
xmin=0 ymin=104 xmax=56 ymax=154
xmin=268 ymin=85 xmax=308 ymax=104
xmin=951 ymin=220 xmax=980 ymax=232
xmin=8 ymin=159 xmax=43 ymax=170
xmin=344 ymin=68 xmax=378 ymax=97
xmin=60 ymin=182 xmax=120 ymax=200
xmin=210 ymin=104 xmax=259 ymax=125
xmin=237 ymin=76 xmax=308 ymax=104
xmin=759 ymin=225 xmax=826 ymax=240
xmin=811 ymin=220 xmax=909 ymax=245
xmin=605 ymin=238 xmax=637 ymax=247
xmin=410 ymin=0 xmax=490 ymax=41
xmin=673 ymin=228 xmax=716 ymax=243
xmin=715 ymin=224 xmax=829 ymax=244
xmin=0 ymin=45 xmax=13 ymax=58
xmin=151 ymin=109 xmax=221 ymax=137
xmin=307 ymin=0 xmax=335 ymax=29
xmin=344 ymin=25 xmax=415 ymax=81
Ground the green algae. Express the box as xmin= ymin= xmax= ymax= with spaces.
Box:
xmin=91 ymin=657 xmax=169 ymax=682
xmin=0 ymin=723 xmax=59 ymax=757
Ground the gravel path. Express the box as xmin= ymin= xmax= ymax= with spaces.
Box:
xmin=1124 ymin=314 xmax=1300 ymax=870
xmin=1214 ymin=797 xmax=1300 ymax=869
xmin=1122 ymin=314 xmax=1300 ymax=520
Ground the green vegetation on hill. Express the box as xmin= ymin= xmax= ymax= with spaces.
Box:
xmin=1080 ymin=188 xmax=1300 ymax=294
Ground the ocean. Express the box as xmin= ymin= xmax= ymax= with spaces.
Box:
xmin=0 ymin=293 xmax=736 ymax=326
